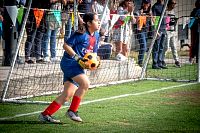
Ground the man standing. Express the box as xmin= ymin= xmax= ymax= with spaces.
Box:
xmin=151 ymin=0 xmax=167 ymax=69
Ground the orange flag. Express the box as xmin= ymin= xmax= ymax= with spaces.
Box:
xmin=33 ymin=8 xmax=44 ymax=28
xmin=138 ymin=16 xmax=146 ymax=30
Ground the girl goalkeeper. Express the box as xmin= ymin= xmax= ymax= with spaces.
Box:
xmin=39 ymin=12 xmax=100 ymax=123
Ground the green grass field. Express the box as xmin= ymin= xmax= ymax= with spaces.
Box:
xmin=0 ymin=80 xmax=200 ymax=133
xmin=147 ymin=64 xmax=198 ymax=81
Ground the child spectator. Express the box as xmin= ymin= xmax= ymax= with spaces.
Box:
xmin=162 ymin=0 xmax=180 ymax=67
xmin=112 ymin=0 xmax=136 ymax=61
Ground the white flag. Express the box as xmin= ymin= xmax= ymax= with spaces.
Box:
xmin=5 ymin=6 xmax=18 ymax=26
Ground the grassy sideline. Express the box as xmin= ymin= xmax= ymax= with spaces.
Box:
xmin=0 ymin=80 xmax=199 ymax=133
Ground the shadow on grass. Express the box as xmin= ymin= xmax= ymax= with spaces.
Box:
xmin=0 ymin=120 xmax=64 ymax=125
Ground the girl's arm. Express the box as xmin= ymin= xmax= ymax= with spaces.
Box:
xmin=63 ymin=43 xmax=76 ymax=57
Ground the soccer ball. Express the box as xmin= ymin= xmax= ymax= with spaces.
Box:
xmin=83 ymin=53 xmax=100 ymax=70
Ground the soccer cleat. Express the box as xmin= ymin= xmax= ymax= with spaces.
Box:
xmin=38 ymin=113 xmax=61 ymax=123
xmin=66 ymin=110 xmax=83 ymax=122
xmin=175 ymin=61 xmax=181 ymax=67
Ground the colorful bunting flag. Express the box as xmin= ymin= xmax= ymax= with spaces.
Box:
xmin=138 ymin=16 xmax=146 ymax=30
xmin=123 ymin=16 xmax=131 ymax=24
xmin=17 ymin=6 xmax=24 ymax=25
xmin=188 ymin=17 xmax=195 ymax=28
xmin=0 ymin=21 xmax=2 ymax=37
xmin=53 ymin=10 xmax=61 ymax=26
xmin=71 ymin=13 xmax=74 ymax=27
xmin=0 ymin=21 xmax=2 ymax=30
xmin=109 ymin=14 xmax=120 ymax=30
xmin=166 ymin=16 xmax=170 ymax=30
xmin=33 ymin=8 xmax=44 ymax=28
xmin=154 ymin=16 xmax=160 ymax=29
xmin=5 ymin=6 xmax=18 ymax=26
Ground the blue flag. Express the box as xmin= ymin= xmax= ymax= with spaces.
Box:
xmin=53 ymin=10 xmax=61 ymax=26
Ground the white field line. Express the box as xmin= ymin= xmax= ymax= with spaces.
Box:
xmin=0 ymin=82 xmax=198 ymax=121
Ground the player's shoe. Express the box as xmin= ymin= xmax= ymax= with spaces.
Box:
xmin=38 ymin=113 xmax=61 ymax=123
xmin=66 ymin=110 xmax=82 ymax=122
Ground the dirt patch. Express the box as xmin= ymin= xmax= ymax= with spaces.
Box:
xmin=166 ymin=90 xmax=200 ymax=104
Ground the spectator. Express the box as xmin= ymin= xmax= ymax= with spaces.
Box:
xmin=78 ymin=0 xmax=93 ymax=14
xmin=63 ymin=0 xmax=83 ymax=42
xmin=2 ymin=0 xmax=25 ymax=66
xmin=24 ymin=0 xmax=50 ymax=64
xmin=189 ymin=0 xmax=200 ymax=64
xmin=42 ymin=0 xmax=67 ymax=63
xmin=112 ymin=0 xmax=136 ymax=61
xmin=162 ymin=0 xmax=180 ymax=67
xmin=151 ymin=0 xmax=167 ymax=69
xmin=91 ymin=0 xmax=110 ymax=42
xmin=97 ymin=28 xmax=112 ymax=59
xmin=135 ymin=0 xmax=152 ymax=67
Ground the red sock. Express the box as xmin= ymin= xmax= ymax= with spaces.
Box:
xmin=69 ymin=96 xmax=81 ymax=112
xmin=42 ymin=101 xmax=61 ymax=116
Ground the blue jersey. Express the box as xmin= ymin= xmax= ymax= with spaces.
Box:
xmin=64 ymin=31 xmax=99 ymax=58
xmin=60 ymin=31 xmax=100 ymax=85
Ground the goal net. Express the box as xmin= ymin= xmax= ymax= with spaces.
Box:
xmin=0 ymin=0 xmax=198 ymax=104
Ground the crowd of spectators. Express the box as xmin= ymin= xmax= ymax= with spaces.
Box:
xmin=0 ymin=0 xmax=199 ymax=69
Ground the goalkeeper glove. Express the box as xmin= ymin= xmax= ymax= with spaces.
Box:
xmin=73 ymin=54 xmax=89 ymax=69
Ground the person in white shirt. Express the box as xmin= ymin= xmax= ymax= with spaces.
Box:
xmin=162 ymin=0 xmax=181 ymax=67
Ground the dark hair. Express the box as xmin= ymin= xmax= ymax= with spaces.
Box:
xmin=119 ymin=0 xmax=134 ymax=7
xmin=140 ymin=0 xmax=151 ymax=13
xmin=168 ymin=0 xmax=176 ymax=6
xmin=157 ymin=0 xmax=163 ymax=3
xmin=195 ymin=0 xmax=200 ymax=8
xmin=77 ymin=12 xmax=96 ymax=34
xmin=83 ymin=12 xmax=95 ymax=25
